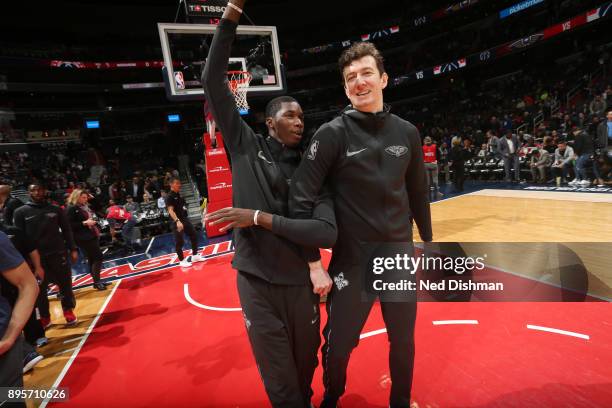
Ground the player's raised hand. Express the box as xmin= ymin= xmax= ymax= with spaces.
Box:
xmin=224 ymin=0 xmax=247 ymax=22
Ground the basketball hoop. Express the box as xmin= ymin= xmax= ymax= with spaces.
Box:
xmin=227 ymin=70 xmax=252 ymax=113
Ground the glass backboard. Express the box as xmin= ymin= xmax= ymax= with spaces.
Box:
xmin=158 ymin=23 xmax=285 ymax=101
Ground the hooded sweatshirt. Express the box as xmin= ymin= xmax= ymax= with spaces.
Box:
xmin=290 ymin=105 xmax=432 ymax=271
xmin=13 ymin=200 xmax=76 ymax=256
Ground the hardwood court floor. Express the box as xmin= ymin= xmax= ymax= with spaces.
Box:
xmin=421 ymin=189 xmax=612 ymax=242
xmin=415 ymin=189 xmax=612 ymax=299
xmin=23 ymin=284 xmax=116 ymax=408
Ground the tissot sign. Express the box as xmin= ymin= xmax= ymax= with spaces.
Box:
xmin=185 ymin=0 xmax=227 ymax=18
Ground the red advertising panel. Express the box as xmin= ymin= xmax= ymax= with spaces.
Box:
xmin=204 ymin=132 xmax=233 ymax=237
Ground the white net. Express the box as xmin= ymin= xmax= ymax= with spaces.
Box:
xmin=228 ymin=70 xmax=252 ymax=112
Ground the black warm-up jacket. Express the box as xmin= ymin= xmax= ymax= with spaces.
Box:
xmin=13 ymin=201 xmax=76 ymax=257
xmin=289 ymin=105 xmax=433 ymax=272
xmin=202 ymin=19 xmax=336 ymax=286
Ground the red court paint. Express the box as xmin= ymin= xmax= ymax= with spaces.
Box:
xmin=50 ymin=253 xmax=612 ymax=407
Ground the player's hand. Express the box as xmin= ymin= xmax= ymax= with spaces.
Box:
xmin=309 ymin=264 xmax=333 ymax=296
xmin=176 ymin=221 xmax=184 ymax=232
xmin=225 ymin=0 xmax=247 ymax=19
xmin=205 ymin=207 xmax=255 ymax=232
xmin=84 ymin=219 xmax=97 ymax=227
xmin=34 ymin=266 xmax=45 ymax=281
xmin=0 ymin=338 xmax=16 ymax=356
xmin=70 ymin=249 xmax=79 ymax=264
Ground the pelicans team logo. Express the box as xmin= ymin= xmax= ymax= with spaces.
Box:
xmin=307 ymin=140 xmax=319 ymax=160
xmin=242 ymin=312 xmax=251 ymax=331
xmin=334 ymin=272 xmax=349 ymax=291
xmin=385 ymin=145 xmax=409 ymax=157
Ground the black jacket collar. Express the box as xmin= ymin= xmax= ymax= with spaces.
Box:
xmin=265 ymin=136 xmax=301 ymax=163
xmin=341 ymin=104 xmax=391 ymax=131
xmin=26 ymin=200 xmax=50 ymax=208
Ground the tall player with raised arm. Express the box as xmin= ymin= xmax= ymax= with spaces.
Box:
xmin=201 ymin=1 xmax=335 ymax=406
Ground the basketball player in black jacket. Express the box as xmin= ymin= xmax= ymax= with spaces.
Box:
xmin=13 ymin=184 xmax=79 ymax=327
xmin=289 ymin=42 xmax=433 ymax=408
xmin=202 ymin=1 xmax=335 ymax=406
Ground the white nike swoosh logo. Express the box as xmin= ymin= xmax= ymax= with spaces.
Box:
xmin=26 ymin=216 xmax=37 ymax=220
xmin=257 ymin=151 xmax=272 ymax=164
xmin=346 ymin=148 xmax=367 ymax=157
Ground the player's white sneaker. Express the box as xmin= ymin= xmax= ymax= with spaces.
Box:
xmin=191 ymin=254 xmax=205 ymax=263
xmin=579 ymin=179 xmax=591 ymax=187
xmin=179 ymin=259 xmax=192 ymax=268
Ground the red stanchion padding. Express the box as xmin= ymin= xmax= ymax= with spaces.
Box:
xmin=203 ymin=130 xmax=233 ymax=238
xmin=203 ymin=131 xmax=224 ymax=150
xmin=206 ymin=147 xmax=229 ymax=170
xmin=206 ymin=171 xmax=232 ymax=202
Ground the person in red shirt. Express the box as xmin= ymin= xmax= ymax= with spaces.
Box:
xmin=106 ymin=201 xmax=131 ymax=221
xmin=422 ymin=136 xmax=442 ymax=200
xmin=106 ymin=200 xmax=137 ymax=252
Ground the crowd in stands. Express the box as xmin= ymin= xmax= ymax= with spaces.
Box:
xmin=0 ymin=145 xmax=187 ymax=252
xmin=0 ymin=136 xmax=206 ymax=378
xmin=1 ymin=0 xmax=610 ymax=206
xmin=421 ymin=83 xmax=612 ymax=193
